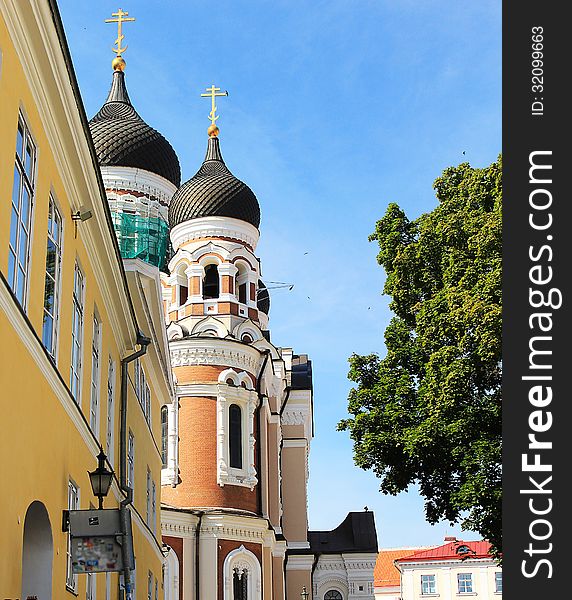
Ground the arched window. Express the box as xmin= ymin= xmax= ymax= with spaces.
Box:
xmin=235 ymin=262 xmax=249 ymax=304
xmin=233 ymin=567 xmax=248 ymax=600
xmin=203 ymin=264 xmax=220 ymax=299
xmin=324 ymin=591 xmax=343 ymax=600
xmin=161 ymin=406 xmax=168 ymax=468
xmin=175 ymin=264 xmax=188 ymax=306
xmin=229 ymin=404 xmax=242 ymax=469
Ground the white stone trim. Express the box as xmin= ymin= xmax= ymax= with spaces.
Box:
xmin=170 ymin=338 xmax=261 ymax=374
xmin=287 ymin=541 xmax=311 ymax=550
xmin=217 ymin=384 xmax=259 ymax=489
xmin=286 ymin=555 xmax=315 ymax=571
xmin=100 ymin=165 xmax=177 ymax=207
xmin=163 ymin=546 xmax=180 ymax=600
xmin=171 ymin=216 xmax=260 ymax=252
xmin=222 ymin=545 xmax=261 ymax=600
xmin=282 ymin=439 xmax=308 ymax=449
xmin=161 ymin=400 xmax=178 ymax=487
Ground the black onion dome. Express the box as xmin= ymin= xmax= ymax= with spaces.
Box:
xmin=168 ymin=136 xmax=260 ymax=229
xmin=257 ymin=280 xmax=270 ymax=315
xmin=89 ymin=70 xmax=181 ymax=187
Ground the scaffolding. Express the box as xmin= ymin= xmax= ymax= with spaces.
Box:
xmin=111 ymin=211 xmax=170 ymax=269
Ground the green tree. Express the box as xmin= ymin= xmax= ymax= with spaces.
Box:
xmin=338 ymin=157 xmax=502 ymax=556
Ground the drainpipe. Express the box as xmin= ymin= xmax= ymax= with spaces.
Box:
xmin=120 ymin=332 xmax=151 ymax=599
xmin=193 ymin=510 xmax=204 ymax=600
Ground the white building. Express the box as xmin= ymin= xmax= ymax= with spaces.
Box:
xmin=392 ymin=538 xmax=502 ymax=600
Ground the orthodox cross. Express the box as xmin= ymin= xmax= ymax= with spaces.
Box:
xmin=105 ymin=8 xmax=135 ymax=55
xmin=201 ymin=84 xmax=229 ymax=125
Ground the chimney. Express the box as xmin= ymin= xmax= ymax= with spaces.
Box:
xmin=444 ymin=536 xmax=457 ymax=542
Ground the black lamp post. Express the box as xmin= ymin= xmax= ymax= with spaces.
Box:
xmin=88 ymin=449 xmax=113 ymax=509
xmin=301 ymin=586 xmax=309 ymax=600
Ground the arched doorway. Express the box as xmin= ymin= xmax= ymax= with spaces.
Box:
xmin=21 ymin=501 xmax=53 ymax=600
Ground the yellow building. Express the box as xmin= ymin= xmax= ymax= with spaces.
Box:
xmin=0 ymin=0 xmax=172 ymax=597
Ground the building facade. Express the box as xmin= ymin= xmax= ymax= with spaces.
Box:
xmin=0 ymin=1 xmax=379 ymax=599
xmin=374 ymin=539 xmax=502 ymax=600
xmin=0 ymin=0 xmax=171 ymax=598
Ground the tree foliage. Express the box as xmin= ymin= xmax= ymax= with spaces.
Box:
xmin=338 ymin=157 xmax=502 ymax=556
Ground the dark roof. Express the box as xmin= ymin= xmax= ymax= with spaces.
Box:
xmin=291 ymin=354 xmax=312 ymax=390
xmin=308 ymin=512 xmax=378 ymax=555
xmin=257 ymin=280 xmax=270 ymax=315
xmin=89 ymin=70 xmax=181 ymax=187
xmin=168 ymin=136 xmax=260 ymax=229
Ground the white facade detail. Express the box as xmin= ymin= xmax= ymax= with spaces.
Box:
xmin=222 ymin=545 xmax=262 ymax=600
xmin=217 ymin=383 xmax=259 ymax=489
xmin=314 ymin=554 xmax=376 ymax=600
xmin=170 ymin=215 xmax=260 ymax=252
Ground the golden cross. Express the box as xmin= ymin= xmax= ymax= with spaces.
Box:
xmin=105 ymin=8 xmax=135 ymax=56
xmin=201 ymin=84 xmax=229 ymax=125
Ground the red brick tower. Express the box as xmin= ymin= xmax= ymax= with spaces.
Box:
xmin=160 ymin=115 xmax=314 ymax=599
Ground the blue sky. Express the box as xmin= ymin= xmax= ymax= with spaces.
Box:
xmin=58 ymin=0 xmax=501 ymax=548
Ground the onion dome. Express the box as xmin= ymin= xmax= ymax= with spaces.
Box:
xmin=169 ymin=134 xmax=260 ymax=229
xmin=89 ymin=69 xmax=181 ymax=187
xmin=257 ymin=280 xmax=270 ymax=315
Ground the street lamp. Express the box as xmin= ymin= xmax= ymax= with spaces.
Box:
xmin=88 ymin=449 xmax=114 ymax=509
xmin=301 ymin=586 xmax=309 ymax=600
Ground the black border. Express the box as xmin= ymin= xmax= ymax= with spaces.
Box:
xmin=503 ymin=3 xmax=571 ymax=595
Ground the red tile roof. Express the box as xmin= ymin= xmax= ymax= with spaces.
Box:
xmin=396 ymin=540 xmax=492 ymax=564
xmin=374 ymin=548 xmax=431 ymax=587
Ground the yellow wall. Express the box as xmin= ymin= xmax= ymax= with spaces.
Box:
xmin=0 ymin=3 xmax=165 ymax=598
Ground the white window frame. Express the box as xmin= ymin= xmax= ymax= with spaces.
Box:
xmin=8 ymin=114 xmax=36 ymax=309
xmin=216 ymin=370 xmax=258 ymax=489
xmin=457 ymin=573 xmax=473 ymax=594
xmin=222 ymin=545 xmax=261 ymax=600
xmin=66 ymin=479 xmax=80 ymax=592
xmin=41 ymin=195 xmax=63 ymax=358
xmin=421 ymin=574 xmax=436 ymax=595
xmin=161 ymin=405 xmax=169 ymax=467
xmin=148 ymin=570 xmax=153 ymax=600
xmin=70 ymin=262 xmax=85 ymax=402
xmin=127 ymin=430 xmax=135 ymax=490
xmin=106 ymin=357 xmax=116 ymax=466
xmin=146 ymin=466 xmax=151 ymax=527
xmin=90 ymin=312 xmax=102 ymax=433
xmin=151 ymin=480 xmax=156 ymax=533
xmin=494 ymin=572 xmax=502 ymax=593
xmin=145 ymin=381 xmax=151 ymax=426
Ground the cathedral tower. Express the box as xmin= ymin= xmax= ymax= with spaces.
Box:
xmin=89 ymin=57 xmax=181 ymax=268
xmin=160 ymin=97 xmax=315 ymax=600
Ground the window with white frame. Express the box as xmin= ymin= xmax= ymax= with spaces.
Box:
xmin=495 ymin=572 xmax=502 ymax=593
xmin=147 ymin=571 xmax=153 ymax=600
xmin=223 ymin=545 xmax=261 ymax=600
xmin=106 ymin=357 xmax=116 ymax=466
xmin=8 ymin=115 xmax=36 ymax=307
xmin=457 ymin=573 xmax=473 ymax=594
xmin=146 ymin=466 xmax=151 ymax=527
xmin=145 ymin=381 xmax=151 ymax=426
xmin=421 ymin=574 xmax=436 ymax=595
xmin=134 ymin=358 xmax=152 ymax=425
xmin=229 ymin=404 xmax=243 ymax=469
xmin=70 ymin=263 xmax=85 ymax=402
xmin=127 ymin=431 xmax=135 ymax=490
xmin=216 ymin=370 xmax=258 ymax=489
xmin=66 ymin=479 xmax=80 ymax=591
xmin=41 ymin=196 xmax=63 ymax=357
xmin=134 ymin=357 xmax=141 ymax=398
xmin=151 ymin=480 xmax=156 ymax=533
xmin=161 ymin=406 xmax=168 ymax=467
xmin=90 ymin=313 xmax=102 ymax=433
